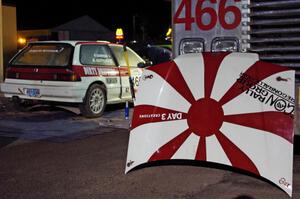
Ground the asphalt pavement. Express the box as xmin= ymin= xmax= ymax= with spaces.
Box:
xmin=0 ymin=129 xmax=299 ymax=199
xmin=0 ymin=96 xmax=300 ymax=199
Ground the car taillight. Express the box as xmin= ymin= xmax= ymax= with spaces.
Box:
xmin=5 ymin=67 xmax=81 ymax=81
xmin=211 ymin=38 xmax=239 ymax=52
xmin=54 ymin=72 xmax=81 ymax=81
xmin=179 ymin=38 xmax=204 ymax=55
xmin=179 ymin=38 xmax=205 ymax=55
xmin=5 ymin=67 xmax=15 ymax=79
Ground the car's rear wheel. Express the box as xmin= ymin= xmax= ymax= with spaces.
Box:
xmin=12 ymin=97 xmax=34 ymax=112
xmin=80 ymin=84 xmax=107 ymax=118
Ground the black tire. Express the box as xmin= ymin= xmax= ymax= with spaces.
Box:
xmin=80 ymin=84 xmax=107 ymax=118
xmin=12 ymin=98 xmax=33 ymax=112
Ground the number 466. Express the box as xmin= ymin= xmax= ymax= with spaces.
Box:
xmin=173 ymin=0 xmax=242 ymax=31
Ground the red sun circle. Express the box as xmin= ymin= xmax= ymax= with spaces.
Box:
xmin=187 ymin=98 xmax=224 ymax=137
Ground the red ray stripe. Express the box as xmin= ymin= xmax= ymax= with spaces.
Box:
xmin=215 ymin=131 xmax=260 ymax=175
xmin=203 ymin=52 xmax=230 ymax=98
xmin=219 ymin=61 xmax=290 ymax=106
xmin=148 ymin=61 xmax=195 ymax=104
xmin=131 ymin=105 xmax=187 ymax=129
xmin=148 ymin=129 xmax=192 ymax=161
xmin=224 ymin=112 xmax=293 ymax=143
xmin=195 ymin=136 xmax=206 ymax=161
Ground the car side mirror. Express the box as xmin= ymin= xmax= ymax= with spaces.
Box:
xmin=138 ymin=61 xmax=152 ymax=68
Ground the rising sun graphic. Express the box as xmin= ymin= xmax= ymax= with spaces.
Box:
xmin=127 ymin=52 xmax=294 ymax=196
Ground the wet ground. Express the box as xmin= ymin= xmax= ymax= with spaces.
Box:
xmin=0 ymin=96 xmax=132 ymax=141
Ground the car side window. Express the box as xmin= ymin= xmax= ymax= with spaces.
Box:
xmin=80 ymin=45 xmax=115 ymax=66
xmin=110 ymin=46 xmax=127 ymax=66
xmin=110 ymin=45 xmax=144 ymax=68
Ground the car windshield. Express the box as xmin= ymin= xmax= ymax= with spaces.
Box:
xmin=12 ymin=43 xmax=73 ymax=67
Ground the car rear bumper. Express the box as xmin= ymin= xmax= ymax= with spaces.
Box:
xmin=0 ymin=79 xmax=86 ymax=103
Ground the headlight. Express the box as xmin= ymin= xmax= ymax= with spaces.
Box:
xmin=212 ymin=38 xmax=238 ymax=52
xmin=179 ymin=39 xmax=204 ymax=55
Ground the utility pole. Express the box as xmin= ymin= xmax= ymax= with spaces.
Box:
xmin=132 ymin=15 xmax=136 ymax=41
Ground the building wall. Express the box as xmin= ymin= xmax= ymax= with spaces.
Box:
xmin=1 ymin=5 xmax=17 ymax=82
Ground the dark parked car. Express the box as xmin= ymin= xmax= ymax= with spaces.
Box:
xmin=128 ymin=42 xmax=172 ymax=65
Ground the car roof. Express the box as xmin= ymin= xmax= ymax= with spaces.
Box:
xmin=28 ymin=40 xmax=114 ymax=47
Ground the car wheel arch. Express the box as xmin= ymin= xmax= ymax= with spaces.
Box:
xmin=82 ymin=81 xmax=107 ymax=101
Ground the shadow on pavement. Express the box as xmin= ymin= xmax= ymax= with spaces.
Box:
xmin=295 ymin=135 xmax=300 ymax=155
xmin=129 ymin=159 xmax=288 ymax=196
xmin=24 ymin=102 xmax=130 ymax=118
xmin=0 ymin=136 xmax=18 ymax=149
xmin=233 ymin=195 xmax=255 ymax=199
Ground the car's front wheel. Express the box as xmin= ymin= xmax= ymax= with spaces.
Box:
xmin=80 ymin=84 xmax=107 ymax=118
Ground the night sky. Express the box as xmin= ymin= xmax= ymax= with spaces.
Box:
xmin=4 ymin=0 xmax=171 ymax=41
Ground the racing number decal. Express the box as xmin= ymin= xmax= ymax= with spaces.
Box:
xmin=196 ymin=0 xmax=218 ymax=31
xmin=133 ymin=76 xmax=140 ymax=88
xmin=219 ymin=0 xmax=241 ymax=29
xmin=173 ymin=0 xmax=195 ymax=30
xmin=173 ymin=0 xmax=241 ymax=31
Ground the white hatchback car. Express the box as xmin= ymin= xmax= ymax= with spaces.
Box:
xmin=0 ymin=41 xmax=148 ymax=117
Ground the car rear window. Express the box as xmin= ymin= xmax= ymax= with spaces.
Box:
xmin=12 ymin=44 xmax=73 ymax=67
